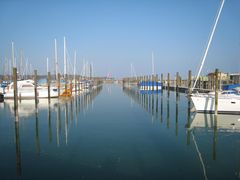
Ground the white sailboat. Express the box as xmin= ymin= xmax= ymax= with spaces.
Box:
xmin=191 ymin=88 xmax=240 ymax=114
xmin=190 ymin=0 xmax=240 ymax=114
xmin=4 ymin=79 xmax=59 ymax=99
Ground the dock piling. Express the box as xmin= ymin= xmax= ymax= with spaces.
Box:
xmin=188 ymin=70 xmax=192 ymax=95
xmin=47 ymin=72 xmax=51 ymax=102
xmin=13 ymin=67 xmax=18 ymax=115
xmin=34 ymin=70 xmax=38 ymax=107
xmin=215 ymin=68 xmax=219 ymax=115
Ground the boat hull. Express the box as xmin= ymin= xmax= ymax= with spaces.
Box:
xmin=4 ymin=88 xmax=59 ymax=99
xmin=191 ymin=94 xmax=240 ymax=114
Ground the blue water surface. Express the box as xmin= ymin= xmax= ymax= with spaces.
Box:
xmin=0 ymin=84 xmax=240 ymax=180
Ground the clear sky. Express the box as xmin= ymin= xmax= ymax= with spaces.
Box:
xmin=0 ymin=0 xmax=239 ymax=78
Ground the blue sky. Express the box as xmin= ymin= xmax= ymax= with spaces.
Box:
xmin=0 ymin=0 xmax=239 ymax=78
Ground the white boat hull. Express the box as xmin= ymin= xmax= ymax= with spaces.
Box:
xmin=4 ymin=87 xmax=59 ymax=99
xmin=191 ymin=94 xmax=240 ymax=114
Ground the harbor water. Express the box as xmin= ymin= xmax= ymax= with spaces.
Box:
xmin=0 ymin=84 xmax=240 ymax=180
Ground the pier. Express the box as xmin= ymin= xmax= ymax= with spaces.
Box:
xmin=122 ymin=70 xmax=240 ymax=94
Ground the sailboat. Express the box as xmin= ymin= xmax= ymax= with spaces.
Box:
xmin=139 ymin=51 xmax=162 ymax=93
xmin=190 ymin=0 xmax=240 ymax=114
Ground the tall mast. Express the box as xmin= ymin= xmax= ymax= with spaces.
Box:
xmin=192 ymin=0 xmax=225 ymax=90
xmin=90 ymin=62 xmax=92 ymax=79
xmin=130 ymin=63 xmax=133 ymax=77
xmin=63 ymin=36 xmax=67 ymax=78
xmin=47 ymin=57 xmax=49 ymax=73
xmin=151 ymin=51 xmax=155 ymax=76
xmin=11 ymin=41 xmax=16 ymax=68
xmin=54 ymin=38 xmax=58 ymax=80
xmin=74 ymin=50 xmax=76 ymax=81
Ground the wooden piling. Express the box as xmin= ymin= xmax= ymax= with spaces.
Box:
xmin=70 ymin=78 xmax=72 ymax=96
xmin=188 ymin=70 xmax=192 ymax=95
xmin=167 ymin=73 xmax=170 ymax=94
xmin=13 ymin=67 xmax=18 ymax=114
xmin=78 ymin=78 xmax=81 ymax=95
xmin=57 ymin=73 xmax=60 ymax=97
xmin=75 ymin=78 xmax=77 ymax=95
xmin=47 ymin=72 xmax=51 ymax=101
xmin=34 ymin=70 xmax=38 ymax=106
xmin=155 ymin=74 xmax=158 ymax=92
xmin=176 ymin=72 xmax=179 ymax=93
xmin=152 ymin=74 xmax=154 ymax=91
xmin=161 ymin=73 xmax=163 ymax=89
xmin=215 ymin=68 xmax=219 ymax=115
xmin=65 ymin=75 xmax=68 ymax=97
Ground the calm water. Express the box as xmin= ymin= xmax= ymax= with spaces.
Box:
xmin=0 ymin=84 xmax=240 ymax=180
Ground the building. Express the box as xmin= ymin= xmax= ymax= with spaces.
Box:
xmin=207 ymin=71 xmax=229 ymax=90
xmin=229 ymin=73 xmax=240 ymax=84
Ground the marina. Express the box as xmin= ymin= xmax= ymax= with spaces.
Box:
xmin=1 ymin=0 xmax=240 ymax=179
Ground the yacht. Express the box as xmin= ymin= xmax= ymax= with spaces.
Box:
xmin=191 ymin=88 xmax=240 ymax=114
xmin=4 ymin=79 xmax=59 ymax=99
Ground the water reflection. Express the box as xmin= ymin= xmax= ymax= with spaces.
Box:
xmin=122 ymin=86 xmax=162 ymax=122
xmin=189 ymin=113 xmax=240 ymax=132
xmin=188 ymin=113 xmax=240 ymax=179
xmin=1 ymin=85 xmax=103 ymax=177
xmin=3 ymin=99 xmax=59 ymax=118
xmin=123 ymin=85 xmax=240 ymax=179
xmin=1 ymin=84 xmax=240 ymax=179
xmin=14 ymin=114 xmax=22 ymax=176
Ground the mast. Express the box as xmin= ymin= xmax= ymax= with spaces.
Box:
xmin=20 ymin=50 xmax=23 ymax=79
xmin=130 ymin=63 xmax=133 ymax=77
xmin=90 ymin=62 xmax=92 ymax=79
xmin=151 ymin=51 xmax=155 ymax=76
xmin=54 ymin=38 xmax=58 ymax=80
xmin=47 ymin=57 xmax=49 ymax=73
xmin=74 ymin=50 xmax=76 ymax=81
xmin=12 ymin=41 xmax=16 ymax=68
xmin=63 ymin=36 xmax=67 ymax=78
xmin=192 ymin=0 xmax=225 ymax=90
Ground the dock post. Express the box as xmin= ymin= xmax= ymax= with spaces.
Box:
xmin=161 ymin=73 xmax=164 ymax=90
xmin=75 ymin=77 xmax=77 ymax=95
xmin=70 ymin=78 xmax=72 ymax=96
xmin=34 ymin=70 xmax=38 ymax=106
xmin=13 ymin=67 xmax=18 ymax=115
xmin=167 ymin=73 xmax=170 ymax=95
xmin=215 ymin=68 xmax=219 ymax=115
xmin=152 ymin=74 xmax=154 ymax=91
xmin=149 ymin=75 xmax=151 ymax=91
xmin=57 ymin=73 xmax=60 ymax=97
xmin=65 ymin=74 xmax=68 ymax=97
xmin=176 ymin=72 xmax=179 ymax=94
xmin=188 ymin=70 xmax=192 ymax=95
xmin=47 ymin=72 xmax=51 ymax=102
xmin=155 ymin=74 xmax=158 ymax=92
